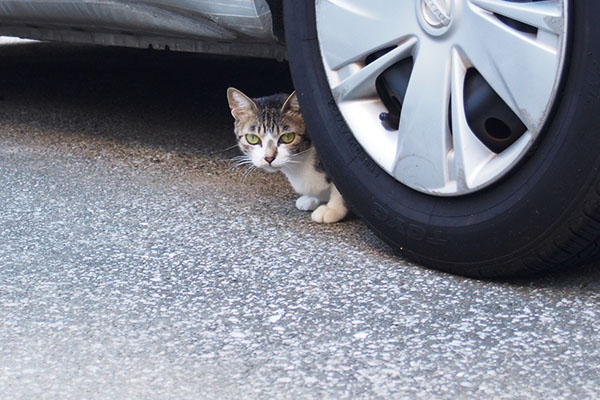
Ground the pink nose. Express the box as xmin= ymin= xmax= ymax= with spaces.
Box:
xmin=265 ymin=156 xmax=275 ymax=164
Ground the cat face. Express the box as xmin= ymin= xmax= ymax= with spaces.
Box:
xmin=227 ymin=88 xmax=311 ymax=172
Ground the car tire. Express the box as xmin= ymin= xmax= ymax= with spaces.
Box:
xmin=284 ymin=0 xmax=600 ymax=278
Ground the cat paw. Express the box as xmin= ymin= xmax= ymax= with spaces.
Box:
xmin=311 ymin=205 xmax=347 ymax=223
xmin=296 ymin=195 xmax=321 ymax=211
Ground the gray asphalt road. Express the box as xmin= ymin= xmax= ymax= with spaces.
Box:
xmin=0 ymin=41 xmax=599 ymax=399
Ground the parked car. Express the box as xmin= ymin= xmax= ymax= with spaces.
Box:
xmin=2 ymin=0 xmax=599 ymax=277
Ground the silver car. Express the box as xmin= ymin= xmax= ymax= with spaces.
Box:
xmin=2 ymin=0 xmax=598 ymax=278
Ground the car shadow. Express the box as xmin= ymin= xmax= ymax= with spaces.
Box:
xmin=506 ymin=262 xmax=600 ymax=290
xmin=0 ymin=41 xmax=294 ymax=157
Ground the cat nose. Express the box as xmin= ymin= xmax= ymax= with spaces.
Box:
xmin=265 ymin=156 xmax=275 ymax=164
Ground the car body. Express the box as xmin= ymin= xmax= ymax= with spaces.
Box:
xmin=0 ymin=0 xmax=285 ymax=59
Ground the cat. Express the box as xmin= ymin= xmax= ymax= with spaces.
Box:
xmin=227 ymin=87 xmax=348 ymax=223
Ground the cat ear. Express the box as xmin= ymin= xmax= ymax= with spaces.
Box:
xmin=281 ymin=91 xmax=300 ymax=114
xmin=227 ymin=87 xmax=257 ymax=120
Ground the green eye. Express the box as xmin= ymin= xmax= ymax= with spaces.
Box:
xmin=279 ymin=132 xmax=296 ymax=144
xmin=245 ymin=134 xmax=261 ymax=145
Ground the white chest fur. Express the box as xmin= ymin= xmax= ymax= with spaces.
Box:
xmin=281 ymin=147 xmax=331 ymax=201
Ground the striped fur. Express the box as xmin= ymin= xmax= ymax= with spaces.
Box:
xmin=227 ymin=88 xmax=347 ymax=223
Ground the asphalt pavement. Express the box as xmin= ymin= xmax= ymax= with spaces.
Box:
xmin=0 ymin=40 xmax=599 ymax=399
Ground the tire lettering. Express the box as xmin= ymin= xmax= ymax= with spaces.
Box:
xmin=406 ymin=225 xmax=426 ymax=241
xmin=586 ymin=59 xmax=600 ymax=104
xmin=371 ymin=200 xmax=447 ymax=245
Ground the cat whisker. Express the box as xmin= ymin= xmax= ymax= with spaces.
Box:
xmin=222 ymin=144 xmax=240 ymax=151
xmin=209 ymin=144 xmax=241 ymax=156
xmin=228 ymin=155 xmax=251 ymax=163
xmin=227 ymin=155 xmax=249 ymax=162
xmin=227 ymin=155 xmax=252 ymax=168
xmin=220 ymin=158 xmax=246 ymax=165
xmin=291 ymin=148 xmax=312 ymax=158
xmin=242 ymin=166 xmax=256 ymax=182
xmin=230 ymin=161 xmax=254 ymax=170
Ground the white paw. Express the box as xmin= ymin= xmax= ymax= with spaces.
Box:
xmin=311 ymin=204 xmax=347 ymax=224
xmin=296 ymin=195 xmax=322 ymax=211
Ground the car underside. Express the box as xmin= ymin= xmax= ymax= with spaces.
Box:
xmin=0 ymin=0 xmax=286 ymax=59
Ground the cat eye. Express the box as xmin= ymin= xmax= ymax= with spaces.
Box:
xmin=245 ymin=134 xmax=261 ymax=145
xmin=279 ymin=132 xmax=296 ymax=144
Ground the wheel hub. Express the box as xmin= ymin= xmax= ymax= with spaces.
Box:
xmin=419 ymin=0 xmax=453 ymax=34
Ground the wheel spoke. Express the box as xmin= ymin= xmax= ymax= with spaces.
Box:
xmin=470 ymin=0 xmax=564 ymax=34
xmin=331 ymin=38 xmax=417 ymax=101
xmin=392 ymin=43 xmax=452 ymax=191
xmin=450 ymin=50 xmax=495 ymax=191
xmin=317 ymin=0 xmax=417 ymax=71
xmin=461 ymin=5 xmax=562 ymax=132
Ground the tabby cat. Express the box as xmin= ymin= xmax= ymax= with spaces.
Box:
xmin=227 ymin=87 xmax=347 ymax=223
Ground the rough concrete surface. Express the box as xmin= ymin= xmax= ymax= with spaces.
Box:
xmin=0 ymin=41 xmax=599 ymax=399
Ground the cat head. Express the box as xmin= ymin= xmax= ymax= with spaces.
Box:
xmin=227 ymin=87 xmax=310 ymax=172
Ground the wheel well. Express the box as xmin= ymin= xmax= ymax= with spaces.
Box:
xmin=265 ymin=0 xmax=284 ymax=42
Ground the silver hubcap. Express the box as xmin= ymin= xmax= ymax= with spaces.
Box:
xmin=316 ymin=0 xmax=568 ymax=196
